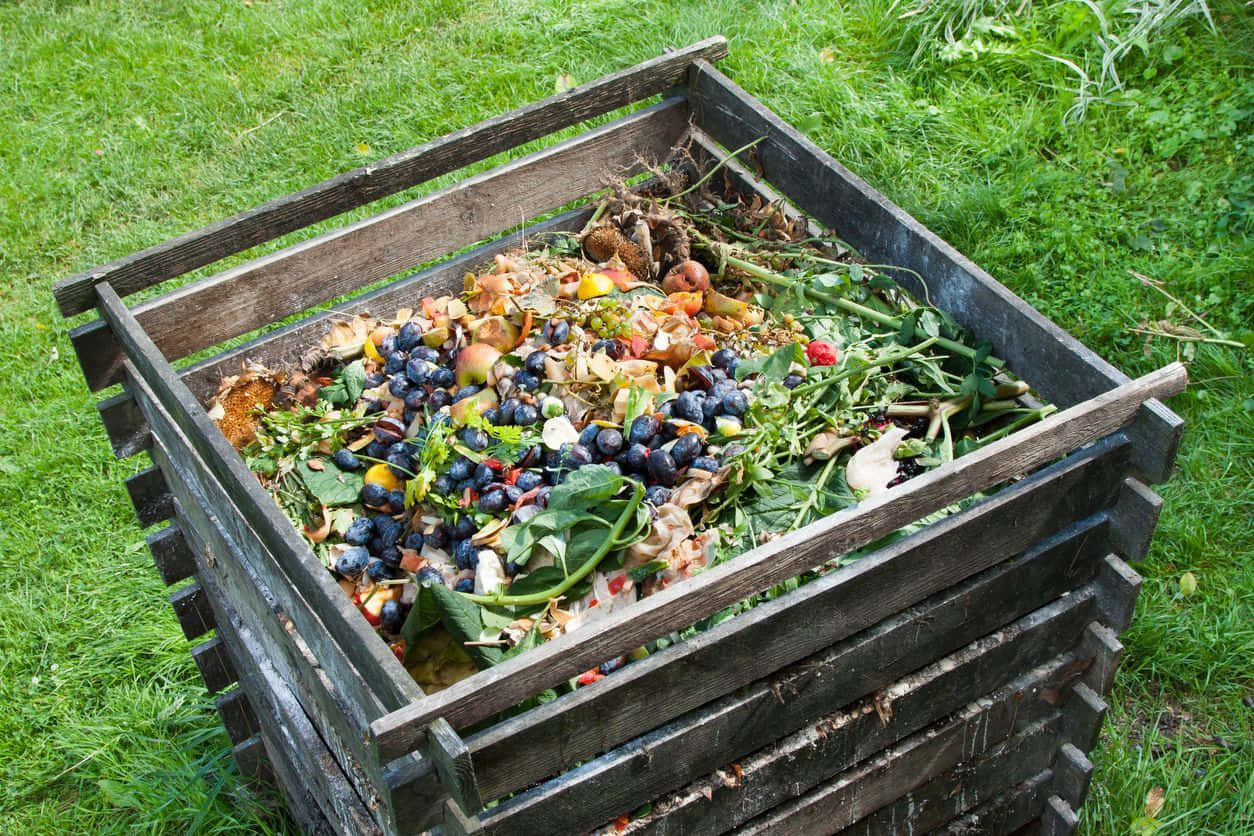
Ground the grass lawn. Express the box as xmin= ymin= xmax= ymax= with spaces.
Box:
xmin=1 ymin=0 xmax=1249 ymax=832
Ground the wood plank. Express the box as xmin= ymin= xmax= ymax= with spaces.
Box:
xmin=216 ymin=687 xmax=260 ymax=746
xmin=371 ymin=364 xmax=1184 ymax=758
xmin=382 ymin=753 xmax=446 ymax=836
xmin=52 ymin=38 xmax=727 ymax=318
xmin=1061 ymin=682 xmax=1107 ymax=754
xmin=147 ymin=522 xmax=194 ymax=586
xmin=96 ymin=391 xmax=149 ymax=458
xmin=230 ymin=733 xmax=271 ymax=783
xmin=471 ymin=488 xmax=1118 ymax=806
xmin=1079 ymin=623 xmax=1123 ymax=696
xmin=685 ymin=60 xmax=1185 ymax=484
xmin=150 ymin=439 xmax=396 ymax=832
xmin=606 ymin=606 xmax=1102 ymax=836
xmin=169 ymin=582 xmax=215 ymax=640
xmin=736 ymin=713 xmax=1061 ymax=835
xmin=1108 ymin=477 xmax=1164 ymax=563
xmin=1040 ymin=796 xmax=1079 ymax=836
xmin=191 ymin=636 xmax=237 ymax=694
xmin=95 ymin=284 xmax=421 ymax=712
xmin=1052 ymin=744 xmax=1093 ymax=811
xmin=124 ymin=465 xmax=174 ymax=528
xmin=1095 ymin=554 xmax=1142 ymax=634
xmin=443 ymin=798 xmax=486 ymax=836
xmin=74 ymin=98 xmax=690 ymax=392
xmin=934 ymin=771 xmax=1055 ymax=835
xmin=204 ymin=570 xmax=381 ymax=835
xmin=428 ymin=717 xmax=482 ymax=817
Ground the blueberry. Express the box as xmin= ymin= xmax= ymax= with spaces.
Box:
xmin=400 ymin=533 xmax=423 ymax=553
xmin=388 ymin=376 xmax=412 ymax=399
xmin=591 ymin=339 xmax=624 ymax=359
xmin=364 ymin=373 xmax=386 ymax=389
xmin=628 ymin=415 xmax=660 ymax=445
xmin=514 ymin=470 xmax=544 ymax=492
xmin=514 ymin=371 xmax=540 ymax=392
xmin=783 ymin=373 xmax=805 ymax=389
xmin=674 ymin=391 xmax=704 ymax=423
xmin=332 ymin=449 xmax=361 ymax=472
xmin=647 ymin=435 xmax=665 ymax=450
xmin=456 ymin=477 xmax=476 ymax=494
xmin=364 ymin=440 xmax=390 ymax=460
xmin=432 ymin=474 xmax=455 ymax=495
xmin=386 ymin=491 xmax=406 ymax=514
xmin=659 ymin=420 xmax=680 ymax=442
xmin=512 ymin=403 xmax=539 ymax=426
xmin=417 ymin=566 xmax=445 ymax=586
xmin=430 ymin=367 xmax=456 ymax=388
xmin=457 ymin=427 xmax=490 ymax=452
xmin=481 ymin=407 xmax=502 ymax=425
xmin=647 ymin=450 xmax=678 ymax=486
xmin=452 ymin=515 xmax=476 ymax=541
xmin=425 ymin=525 xmax=449 ymax=550
xmin=412 ymin=346 xmax=440 ymax=364
xmin=374 ymin=417 xmax=407 ymax=444
xmin=691 ymin=455 xmax=720 ymax=472
xmin=544 ymin=319 xmax=570 ymax=345
xmin=479 ymin=488 xmax=509 ymax=514
xmin=685 ymin=365 xmax=717 ymax=391
xmin=644 ymin=485 xmax=672 ymax=505
xmin=598 ymin=656 xmax=626 ymax=675
xmin=624 ymin=442 xmax=650 ymax=473
xmin=670 ymin=433 xmax=704 ymax=467
xmin=454 ymin=539 xmax=478 ymax=570
xmin=711 ymin=348 xmax=738 ymax=371
xmin=344 ymin=516 xmax=374 ymax=546
xmin=405 ymin=358 xmax=431 ymax=385
xmin=503 ymin=484 xmax=524 ymax=504
xmin=722 ymin=443 xmax=747 ymax=460
xmin=702 ymin=395 xmax=723 ymax=420
xmin=524 ymin=350 xmax=548 ymax=377
xmin=536 ymin=485 xmax=552 ymax=508
xmin=447 ymin=456 xmax=474 ymax=482
xmin=579 ymin=423 xmax=601 ymax=448
xmin=427 ymin=389 xmax=452 ymax=410
xmin=710 ymin=380 xmax=737 ymax=398
xmin=385 ymin=351 xmax=408 ymax=375
xmin=387 ymin=451 xmax=413 ymax=479
xmin=596 ymin=428 xmax=624 ymax=457
xmin=380 ymin=600 xmax=405 ymax=634
xmin=366 ymin=559 xmax=391 ymax=582
xmin=334 ymin=546 xmax=371 ymax=577
xmin=601 ymin=461 xmax=622 ymax=476
xmin=403 ymin=389 xmax=426 ymax=411
xmin=563 ymin=443 xmax=594 ymax=469
xmin=363 ymin=398 xmax=386 ymax=415
xmin=454 ymin=578 xmax=475 ymax=593
xmin=361 ymin=483 xmax=389 ymax=508
xmin=721 ymin=389 xmax=749 ymax=416
xmin=499 ymin=397 xmax=521 ymax=425
xmin=472 ymin=462 xmax=497 ymax=490
xmin=452 ymin=384 xmax=482 ymax=403
xmin=396 ymin=322 xmax=423 ymax=352
xmin=656 ymin=399 xmax=676 ymax=418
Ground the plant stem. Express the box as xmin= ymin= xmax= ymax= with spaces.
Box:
xmin=974 ymin=404 xmax=1059 ymax=446
xmin=790 ymin=455 xmax=838 ymax=530
xmin=461 ymin=483 xmax=645 ymax=607
xmin=788 ymin=336 xmax=941 ymax=397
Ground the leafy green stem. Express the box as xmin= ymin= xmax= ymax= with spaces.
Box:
xmin=788 ymin=336 xmax=941 ymax=396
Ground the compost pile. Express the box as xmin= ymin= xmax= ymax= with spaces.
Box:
xmin=215 ymin=174 xmax=1055 ymax=697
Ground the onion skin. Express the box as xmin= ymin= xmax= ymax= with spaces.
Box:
xmin=661 ymin=260 xmax=711 ymax=294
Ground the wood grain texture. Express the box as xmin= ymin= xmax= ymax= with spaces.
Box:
xmin=616 ymin=613 xmax=1103 ymax=836
xmin=470 ymin=480 xmax=1119 ymax=807
xmin=74 ymin=99 xmax=690 ymax=392
xmin=216 ymin=687 xmax=261 ymax=746
xmin=685 ymin=60 xmax=1185 ymax=484
xmin=53 ymin=38 xmax=727 ymax=318
xmin=96 ymin=283 xmax=420 ymax=712
xmin=443 ymin=798 xmax=486 ymax=836
xmin=371 ymin=365 xmax=1184 ymax=758
xmin=1079 ymin=623 xmax=1123 ymax=696
xmin=147 ymin=522 xmax=194 ymax=586
xmin=428 ymin=717 xmax=482 ymax=817
xmin=96 ymin=390 xmax=149 ymax=458
xmin=1108 ymin=477 xmax=1164 ymax=563
xmin=1095 ymin=554 xmax=1142 ymax=634
xmin=149 ymin=437 xmax=396 ymax=832
xmin=202 ymin=567 xmax=382 ymax=835
xmin=1040 ymin=796 xmax=1080 ymax=836
xmin=1052 ymin=744 xmax=1093 ymax=811
xmin=191 ymin=637 xmax=237 ymax=694
xmin=168 ymin=582 xmax=215 ymax=641
xmin=230 ymin=734 xmax=272 ymax=783
xmin=935 ymin=771 xmax=1054 ymax=835
xmin=1061 ymin=683 xmax=1107 ymax=754
xmin=124 ymin=465 xmax=174 ymax=527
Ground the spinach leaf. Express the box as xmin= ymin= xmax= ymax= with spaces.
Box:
xmin=548 ymin=464 xmax=624 ymax=506
xmin=429 ymin=583 xmax=503 ymax=669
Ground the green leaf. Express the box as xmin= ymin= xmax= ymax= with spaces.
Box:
xmin=429 ymin=583 xmax=502 ymax=669
xmin=628 ymin=559 xmax=668 ymax=582
xmin=503 ymin=566 xmax=567 ymax=598
xmin=548 ymin=464 xmax=624 ymax=507
xmin=400 ymin=583 xmax=440 ymax=663
xmin=297 ymin=459 xmax=364 ymax=506
xmin=318 ymin=359 xmax=366 ymax=405
xmin=501 ymin=622 xmax=544 ymax=660
xmin=736 ymin=343 xmax=802 ymax=382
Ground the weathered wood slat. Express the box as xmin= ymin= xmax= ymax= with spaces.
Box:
xmin=96 ymin=391 xmax=149 ymax=458
xmin=443 ymin=798 xmax=486 ymax=836
xmin=935 ymin=771 xmax=1055 ymax=835
xmin=169 ymin=582 xmax=215 ymax=641
xmin=230 ymin=734 xmax=272 ymax=784
xmin=52 ymin=38 xmax=727 ymax=318
xmin=1040 ymin=796 xmax=1080 ymax=836
xmin=1061 ymin=682 xmax=1107 ymax=754
xmin=191 ymin=637 xmax=236 ymax=694
xmin=216 ymin=687 xmax=261 ymax=746
xmin=613 ymin=607 xmax=1102 ymax=836
xmin=685 ymin=59 xmax=1185 ymax=484
xmin=148 ymin=437 xmax=398 ymax=832
xmin=1094 ymin=554 xmax=1142 ymax=634
xmin=147 ymin=522 xmax=194 ymax=586
xmin=96 ymin=284 xmax=420 ymax=712
xmin=428 ymin=717 xmax=482 ymax=819
xmin=73 ymin=99 xmax=690 ymax=392
xmin=202 ymin=568 xmax=380 ymax=835
xmin=124 ymin=465 xmax=174 ymax=527
xmin=371 ymin=365 xmax=1184 ymax=758
xmin=1079 ymin=623 xmax=1123 ymax=695
xmin=471 ymin=467 xmax=1121 ymax=809
xmin=1052 ymin=744 xmax=1093 ymax=812
xmin=1108 ymin=477 xmax=1164 ymax=563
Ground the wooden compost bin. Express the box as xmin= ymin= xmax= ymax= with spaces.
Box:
xmin=56 ymin=38 xmax=1186 ymax=836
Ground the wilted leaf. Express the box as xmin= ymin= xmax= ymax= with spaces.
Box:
xmin=819 ymin=47 xmax=836 ymax=63
xmin=1144 ymin=786 xmax=1166 ymax=818
xmin=555 ymin=73 xmax=575 ymax=93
